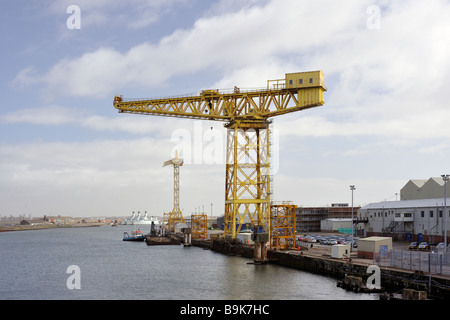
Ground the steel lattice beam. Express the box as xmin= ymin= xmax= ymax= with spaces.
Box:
xmin=270 ymin=203 xmax=297 ymax=251
xmin=224 ymin=120 xmax=271 ymax=239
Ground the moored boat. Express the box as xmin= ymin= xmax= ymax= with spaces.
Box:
xmin=123 ymin=211 xmax=162 ymax=225
xmin=123 ymin=230 xmax=145 ymax=241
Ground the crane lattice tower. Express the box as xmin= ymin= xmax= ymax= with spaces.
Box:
xmin=163 ymin=150 xmax=185 ymax=231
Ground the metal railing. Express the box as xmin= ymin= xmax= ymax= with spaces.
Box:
xmin=121 ymin=86 xmax=282 ymax=102
xmin=373 ymin=249 xmax=450 ymax=276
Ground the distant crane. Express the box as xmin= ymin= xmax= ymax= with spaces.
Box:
xmin=114 ymin=71 xmax=326 ymax=239
xmin=163 ymin=150 xmax=185 ymax=231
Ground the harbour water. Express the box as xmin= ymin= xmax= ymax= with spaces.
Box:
xmin=0 ymin=225 xmax=378 ymax=300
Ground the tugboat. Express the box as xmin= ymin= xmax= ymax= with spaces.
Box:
xmin=123 ymin=230 xmax=145 ymax=242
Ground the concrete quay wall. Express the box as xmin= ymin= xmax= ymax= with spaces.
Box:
xmin=205 ymin=238 xmax=450 ymax=299
xmin=267 ymin=250 xmax=450 ymax=299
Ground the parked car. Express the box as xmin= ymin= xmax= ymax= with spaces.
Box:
xmin=418 ymin=242 xmax=430 ymax=251
xmin=437 ymin=242 xmax=446 ymax=250
xmin=308 ymin=237 xmax=317 ymax=243
xmin=408 ymin=242 xmax=419 ymax=250
xmin=328 ymin=239 xmax=338 ymax=245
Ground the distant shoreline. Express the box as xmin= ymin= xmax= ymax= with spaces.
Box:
xmin=0 ymin=223 xmax=104 ymax=232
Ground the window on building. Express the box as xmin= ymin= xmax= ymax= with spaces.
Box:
xmin=430 ymin=210 xmax=434 ymax=218
xmin=439 ymin=210 xmax=443 ymax=218
xmin=289 ymin=80 xmax=293 ymax=85
xmin=421 ymin=211 xmax=425 ymax=218
xmin=299 ymin=79 xmax=303 ymax=84
xmin=309 ymin=78 xmax=313 ymax=84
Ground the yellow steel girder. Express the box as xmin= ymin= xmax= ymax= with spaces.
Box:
xmin=191 ymin=214 xmax=208 ymax=239
xmin=224 ymin=120 xmax=271 ymax=239
xmin=113 ymin=71 xmax=325 ymax=122
xmin=270 ymin=203 xmax=297 ymax=251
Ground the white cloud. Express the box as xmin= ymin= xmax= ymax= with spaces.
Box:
xmin=0 ymin=105 xmax=197 ymax=136
xmin=0 ymin=125 xmax=228 ymax=217
xmin=272 ymin=174 xmax=405 ymax=208
xmin=277 ymin=108 xmax=450 ymax=140
xmin=46 ymin=0 xmax=189 ymax=29
xmin=0 ymin=138 xmax=177 ymax=216
xmin=15 ymin=0 xmax=371 ymax=98
xmin=5 ymin=0 xmax=450 ymax=217
xmin=15 ymin=0 xmax=450 ymax=138
xmin=1 ymin=105 xmax=81 ymax=126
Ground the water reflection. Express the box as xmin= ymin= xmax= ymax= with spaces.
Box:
xmin=0 ymin=226 xmax=377 ymax=300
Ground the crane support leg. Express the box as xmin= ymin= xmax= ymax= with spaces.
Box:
xmin=224 ymin=120 xmax=271 ymax=239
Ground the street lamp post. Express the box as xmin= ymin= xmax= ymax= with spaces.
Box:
xmin=350 ymin=185 xmax=356 ymax=251
xmin=442 ymin=174 xmax=449 ymax=255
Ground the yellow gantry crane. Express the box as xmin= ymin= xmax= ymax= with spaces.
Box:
xmin=163 ymin=150 xmax=185 ymax=231
xmin=114 ymin=71 xmax=326 ymax=239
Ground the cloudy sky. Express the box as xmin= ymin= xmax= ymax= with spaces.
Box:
xmin=1 ymin=0 xmax=450 ymax=218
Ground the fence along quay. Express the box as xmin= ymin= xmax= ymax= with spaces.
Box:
xmin=188 ymin=236 xmax=450 ymax=300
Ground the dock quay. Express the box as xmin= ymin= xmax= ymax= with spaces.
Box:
xmin=145 ymin=233 xmax=181 ymax=246
xmin=187 ymin=237 xmax=450 ymax=300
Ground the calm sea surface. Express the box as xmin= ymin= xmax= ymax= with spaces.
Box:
xmin=0 ymin=225 xmax=378 ymax=300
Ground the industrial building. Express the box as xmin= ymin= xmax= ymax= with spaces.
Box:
xmin=320 ymin=218 xmax=352 ymax=233
xmin=401 ymin=177 xmax=447 ymax=200
xmin=357 ymin=198 xmax=450 ymax=242
xmin=296 ymin=204 xmax=361 ymax=233
xmin=357 ymin=177 xmax=450 ymax=242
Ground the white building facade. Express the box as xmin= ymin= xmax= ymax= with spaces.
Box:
xmin=320 ymin=218 xmax=352 ymax=233
xmin=358 ymin=198 xmax=450 ymax=242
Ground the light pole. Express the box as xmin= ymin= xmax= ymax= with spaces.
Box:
xmin=442 ymin=174 xmax=449 ymax=254
xmin=350 ymin=185 xmax=356 ymax=251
